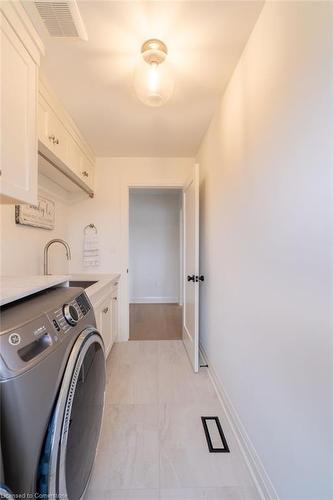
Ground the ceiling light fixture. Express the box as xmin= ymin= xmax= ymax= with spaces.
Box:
xmin=134 ymin=39 xmax=174 ymax=107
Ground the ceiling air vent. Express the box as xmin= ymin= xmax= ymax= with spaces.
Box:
xmin=34 ymin=1 xmax=88 ymax=40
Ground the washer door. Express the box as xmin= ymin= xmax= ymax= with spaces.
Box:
xmin=38 ymin=328 xmax=105 ymax=500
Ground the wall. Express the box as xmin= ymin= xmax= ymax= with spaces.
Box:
xmin=129 ymin=189 xmax=181 ymax=303
xmin=67 ymin=157 xmax=193 ymax=339
xmin=197 ymin=2 xmax=332 ymax=499
xmin=0 ymin=176 xmax=69 ymax=275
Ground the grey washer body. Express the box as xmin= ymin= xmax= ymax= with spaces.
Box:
xmin=0 ymin=286 xmax=105 ymax=498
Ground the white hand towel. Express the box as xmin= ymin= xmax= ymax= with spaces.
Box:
xmin=83 ymin=232 xmax=100 ymax=267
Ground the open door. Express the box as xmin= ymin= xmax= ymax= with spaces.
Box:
xmin=183 ymin=164 xmax=200 ymax=372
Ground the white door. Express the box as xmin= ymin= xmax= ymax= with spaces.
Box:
xmin=183 ymin=164 xmax=200 ymax=372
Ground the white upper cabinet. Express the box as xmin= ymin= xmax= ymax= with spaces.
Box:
xmin=79 ymin=153 xmax=94 ymax=189
xmin=0 ymin=2 xmax=94 ymax=202
xmin=38 ymin=92 xmax=70 ymax=165
xmin=38 ymin=95 xmax=50 ymax=148
xmin=67 ymin=135 xmax=82 ymax=176
xmin=38 ymin=79 xmax=95 ymax=195
xmin=67 ymin=135 xmax=94 ymax=189
xmin=0 ymin=2 xmax=44 ymax=204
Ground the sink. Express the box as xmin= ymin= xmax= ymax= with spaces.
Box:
xmin=68 ymin=280 xmax=98 ymax=289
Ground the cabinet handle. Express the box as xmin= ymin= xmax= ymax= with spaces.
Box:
xmin=113 ymin=297 xmax=117 ymax=301
xmin=82 ymin=171 xmax=89 ymax=177
xmin=103 ymin=307 xmax=109 ymax=314
xmin=48 ymin=135 xmax=59 ymax=145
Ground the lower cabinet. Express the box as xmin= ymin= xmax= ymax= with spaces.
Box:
xmin=93 ymin=285 xmax=118 ymax=357
xmin=110 ymin=287 xmax=118 ymax=346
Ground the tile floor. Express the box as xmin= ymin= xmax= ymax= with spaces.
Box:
xmin=85 ymin=341 xmax=259 ymax=500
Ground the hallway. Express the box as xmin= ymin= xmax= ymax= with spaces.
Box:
xmin=86 ymin=340 xmax=258 ymax=499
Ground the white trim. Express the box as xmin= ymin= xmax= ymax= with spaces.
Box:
xmin=179 ymin=205 xmax=184 ymax=306
xmin=1 ymin=1 xmax=45 ymax=63
xmin=182 ymin=163 xmax=200 ymax=372
xmin=121 ymin=180 xmax=186 ymax=342
xmin=130 ymin=297 xmax=179 ymax=304
xmin=199 ymin=344 xmax=280 ymax=500
xmin=127 ymin=181 xmax=185 ymax=189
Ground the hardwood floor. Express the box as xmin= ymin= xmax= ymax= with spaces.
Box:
xmin=129 ymin=303 xmax=183 ymax=341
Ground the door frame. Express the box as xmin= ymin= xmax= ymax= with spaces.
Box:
xmin=182 ymin=163 xmax=200 ymax=372
xmin=122 ymin=180 xmax=186 ymax=341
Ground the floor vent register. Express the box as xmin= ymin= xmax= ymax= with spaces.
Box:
xmin=201 ymin=416 xmax=230 ymax=453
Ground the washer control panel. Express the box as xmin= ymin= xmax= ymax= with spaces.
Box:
xmin=52 ymin=293 xmax=91 ymax=334
xmin=63 ymin=304 xmax=79 ymax=326
xmin=0 ymin=289 xmax=94 ymax=377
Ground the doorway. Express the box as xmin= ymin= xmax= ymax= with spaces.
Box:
xmin=129 ymin=188 xmax=183 ymax=341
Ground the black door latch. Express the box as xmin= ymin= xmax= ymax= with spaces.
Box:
xmin=187 ymin=275 xmax=205 ymax=282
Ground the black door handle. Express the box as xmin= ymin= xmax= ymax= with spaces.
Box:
xmin=187 ymin=274 xmax=195 ymax=282
xmin=191 ymin=275 xmax=205 ymax=282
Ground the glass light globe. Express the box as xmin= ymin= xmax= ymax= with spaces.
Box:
xmin=133 ymin=42 xmax=175 ymax=107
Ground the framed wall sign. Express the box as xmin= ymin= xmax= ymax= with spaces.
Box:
xmin=15 ymin=195 xmax=55 ymax=230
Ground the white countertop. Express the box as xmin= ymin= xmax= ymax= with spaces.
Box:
xmin=69 ymin=273 xmax=120 ymax=301
xmin=0 ymin=273 xmax=121 ymax=307
xmin=0 ymin=275 xmax=69 ymax=306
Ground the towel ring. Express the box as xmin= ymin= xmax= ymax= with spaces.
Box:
xmin=84 ymin=223 xmax=98 ymax=234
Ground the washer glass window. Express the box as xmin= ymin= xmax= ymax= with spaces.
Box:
xmin=65 ymin=341 xmax=105 ymax=499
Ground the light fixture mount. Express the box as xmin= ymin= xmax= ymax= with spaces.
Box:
xmin=141 ymin=38 xmax=168 ymax=65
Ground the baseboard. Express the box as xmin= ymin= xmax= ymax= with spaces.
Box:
xmin=130 ymin=297 xmax=179 ymax=304
xmin=199 ymin=344 xmax=279 ymax=500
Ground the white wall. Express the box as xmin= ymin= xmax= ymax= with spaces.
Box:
xmin=67 ymin=157 xmax=193 ymax=339
xmin=197 ymin=2 xmax=333 ymax=499
xmin=129 ymin=189 xmax=181 ymax=303
xmin=0 ymin=177 xmax=69 ymax=275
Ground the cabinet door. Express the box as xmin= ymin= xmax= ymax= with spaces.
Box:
xmin=96 ymin=296 xmax=113 ymax=357
xmin=79 ymin=155 xmax=94 ymax=190
xmin=38 ymin=95 xmax=49 ymax=148
xmin=38 ymin=95 xmax=69 ymax=165
xmin=67 ymin=134 xmax=82 ymax=176
xmin=47 ymin=109 xmax=68 ymax=164
xmin=111 ymin=287 xmax=118 ymax=344
xmin=0 ymin=13 xmax=38 ymax=204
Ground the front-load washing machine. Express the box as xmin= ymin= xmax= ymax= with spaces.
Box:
xmin=0 ymin=286 xmax=106 ymax=499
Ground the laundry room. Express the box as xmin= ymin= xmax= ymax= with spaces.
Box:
xmin=0 ymin=1 xmax=332 ymax=500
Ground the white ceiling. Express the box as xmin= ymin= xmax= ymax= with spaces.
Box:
xmin=25 ymin=1 xmax=264 ymax=157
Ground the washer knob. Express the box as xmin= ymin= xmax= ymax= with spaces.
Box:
xmin=63 ymin=304 xmax=79 ymax=326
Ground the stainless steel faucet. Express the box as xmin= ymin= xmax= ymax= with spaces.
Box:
xmin=44 ymin=239 xmax=71 ymax=275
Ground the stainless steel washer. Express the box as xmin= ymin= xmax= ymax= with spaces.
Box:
xmin=0 ymin=286 xmax=106 ymax=499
